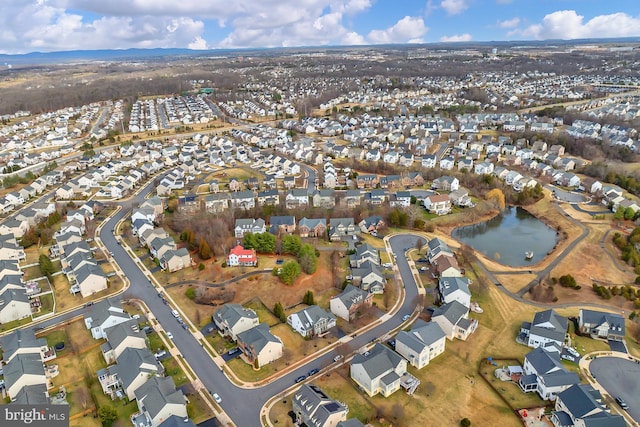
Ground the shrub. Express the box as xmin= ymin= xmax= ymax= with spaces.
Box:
xmin=185 ymin=287 xmax=196 ymax=300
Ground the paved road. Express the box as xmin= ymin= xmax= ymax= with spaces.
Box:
xmin=546 ymin=184 xmax=588 ymax=204
xmin=514 ymin=202 xmax=589 ymax=297
xmin=571 ymin=203 xmax=610 ymax=216
xmin=590 ymin=357 xmax=640 ymax=423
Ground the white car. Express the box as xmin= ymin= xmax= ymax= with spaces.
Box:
xmin=402 ymin=314 xmax=411 ymax=321
xmin=166 ymin=331 xmax=174 ymax=340
xmin=333 ymin=355 xmax=343 ymax=362
xmin=212 ymin=393 xmax=222 ymax=404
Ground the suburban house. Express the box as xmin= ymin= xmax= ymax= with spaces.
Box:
xmin=351 ymin=261 xmax=385 ymax=294
xmin=234 ymin=218 xmax=266 ymax=238
xmin=519 ymin=347 xmax=580 ymax=401
xmin=132 ymin=376 xmax=188 ymax=427
xmin=236 ymin=323 xmax=283 ymax=368
xmin=84 ymin=299 xmax=132 ymax=340
xmin=286 ymin=189 xmax=310 ymax=208
xmin=312 ymin=189 xmax=336 ymax=209
xmin=226 ymin=245 xmax=258 ymax=267
xmin=426 ymin=238 xmax=454 ymax=264
xmin=3 ymin=353 xmax=47 ymax=400
xmin=519 ymin=309 xmax=568 ymax=349
xmin=423 ymin=194 xmax=452 ymax=215
xmin=101 ymin=347 xmax=162 ymax=400
xmin=330 ymin=284 xmax=373 ymax=321
xmin=438 ymin=276 xmax=471 ymax=308
xmin=578 ymin=309 xmax=625 ymax=342
xmin=358 ymin=216 xmax=385 ymax=234
xmin=292 ymin=384 xmax=348 ymax=427
xmin=350 ymin=244 xmax=380 ymax=268
xmin=431 ymin=301 xmax=478 ymax=341
xmin=551 ymin=384 xmax=625 ymax=427
xmin=287 ymin=305 xmax=336 ymax=338
xmin=160 ymin=248 xmax=192 ymax=272
xmin=328 ymin=218 xmax=357 ymax=241
xmin=101 ymin=319 xmax=148 ymax=364
xmin=395 ymin=320 xmax=446 ymax=369
xmin=0 ymin=288 xmax=31 ymax=324
xmin=298 ymin=217 xmax=327 ymax=238
xmin=431 ymin=254 xmax=463 ymax=278
xmin=269 ymin=216 xmax=296 ymax=235
xmin=213 ymin=303 xmax=260 ymax=341
xmin=432 ymin=176 xmax=459 ymax=192
xmin=350 ymin=343 xmax=407 ymax=397
xmin=74 ymin=263 xmax=108 ymax=298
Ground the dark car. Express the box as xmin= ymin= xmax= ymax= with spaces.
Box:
xmin=228 ymin=348 xmax=241 ymax=356
xmin=307 ymin=368 xmax=319 ymax=376
xmin=181 ymin=323 xmax=189 ymax=330
xmin=275 ymin=259 xmax=284 ymax=265
xmin=615 ymin=396 xmax=629 ymax=410
xmin=295 ymin=375 xmax=306 ymax=384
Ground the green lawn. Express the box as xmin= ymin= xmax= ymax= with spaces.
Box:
xmin=162 ymin=357 xmax=190 ymax=387
xmin=43 ymin=329 xmax=69 ymax=348
xmin=33 ymin=293 xmax=55 ymax=318
xmin=147 ymin=332 xmax=166 ymax=353
xmin=244 ymin=299 xmax=280 ymax=327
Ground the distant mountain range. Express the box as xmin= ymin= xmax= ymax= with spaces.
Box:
xmin=1 ymin=37 xmax=639 ymax=67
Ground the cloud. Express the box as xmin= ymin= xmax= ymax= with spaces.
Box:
xmin=518 ymin=10 xmax=640 ymax=40
xmin=1 ymin=0 xmax=376 ymax=52
xmin=440 ymin=0 xmax=469 ymax=16
xmin=188 ymin=36 xmax=209 ymax=50
xmin=440 ymin=33 xmax=472 ymax=42
xmin=497 ymin=17 xmax=520 ymax=29
xmin=367 ymin=16 xmax=428 ymax=44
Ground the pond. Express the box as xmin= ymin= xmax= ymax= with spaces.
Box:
xmin=451 ymin=206 xmax=559 ymax=267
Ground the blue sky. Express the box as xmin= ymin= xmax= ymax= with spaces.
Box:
xmin=0 ymin=0 xmax=639 ymax=54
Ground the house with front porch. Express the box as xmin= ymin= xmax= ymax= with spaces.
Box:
xmin=287 ymin=305 xmax=336 ymax=338
xmin=578 ymin=309 xmax=625 ymax=342
xmin=298 ymin=217 xmax=327 ymax=238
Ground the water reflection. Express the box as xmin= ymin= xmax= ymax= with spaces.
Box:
xmin=452 ymin=206 xmax=558 ymax=267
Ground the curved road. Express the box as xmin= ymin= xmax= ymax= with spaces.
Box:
xmin=98 ymin=201 xmax=422 ymax=425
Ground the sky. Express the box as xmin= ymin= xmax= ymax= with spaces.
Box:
xmin=0 ymin=0 xmax=639 ymax=54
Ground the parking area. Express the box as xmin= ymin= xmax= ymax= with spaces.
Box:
xmin=608 ymin=340 xmax=628 ymax=353
xmin=589 ymin=356 xmax=640 ymax=423
xmin=549 ymin=186 xmax=588 ymax=203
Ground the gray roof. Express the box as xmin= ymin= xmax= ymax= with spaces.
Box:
xmin=525 ymin=347 xmax=564 ymax=375
xmin=4 ymin=353 xmax=45 ymax=390
xmin=351 ymin=343 xmax=404 ymax=381
xmin=289 ymin=305 xmax=335 ymax=333
xmin=0 ymin=329 xmax=46 ymax=362
xmin=235 ymin=218 xmax=265 ymax=230
xmin=134 ymin=376 xmax=185 ymax=420
xmin=113 ymin=347 xmax=159 ymax=390
xmin=397 ymin=319 xmax=446 ymax=353
xmin=427 ymin=237 xmax=450 ymax=253
xmin=0 ymin=287 xmax=29 ymax=309
xmin=336 ymin=285 xmax=369 ymax=310
xmin=530 ymin=309 xmax=567 ymax=343
xmin=557 ymin=384 xmax=625 ymax=427
xmin=214 ymin=303 xmax=258 ymax=329
xmin=104 ymin=319 xmax=144 ymax=348
xmin=580 ymin=309 xmax=625 ymax=336
xmin=158 ymin=415 xmax=196 ymax=427
xmin=438 ymin=276 xmax=471 ymax=298
xmin=298 ymin=217 xmax=327 ymax=229
xmin=237 ymin=323 xmax=282 ymax=354
xmin=12 ymin=384 xmax=49 ymax=405
xmin=431 ymin=300 xmax=468 ymax=325
xmin=293 ymin=384 xmax=347 ymax=427
xmin=84 ymin=299 xmax=129 ymax=329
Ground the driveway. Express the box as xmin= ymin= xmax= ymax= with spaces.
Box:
xmin=590 ymin=357 xmax=640 ymax=423
xmin=608 ymin=340 xmax=628 ymax=353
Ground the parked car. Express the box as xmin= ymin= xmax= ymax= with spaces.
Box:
xmin=307 ymin=368 xmax=319 ymax=376
xmin=402 ymin=314 xmax=410 ymax=321
xmin=333 ymin=355 xmax=343 ymax=362
xmin=171 ymin=310 xmax=180 ymax=318
xmin=228 ymin=347 xmax=241 ymax=355
xmin=154 ymin=350 xmax=167 ymax=359
xmin=212 ymin=393 xmax=222 ymax=404
xmin=615 ymin=396 xmax=629 ymax=410
xmin=295 ymin=375 xmax=306 ymax=384
xmin=166 ymin=332 xmax=173 ymax=340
